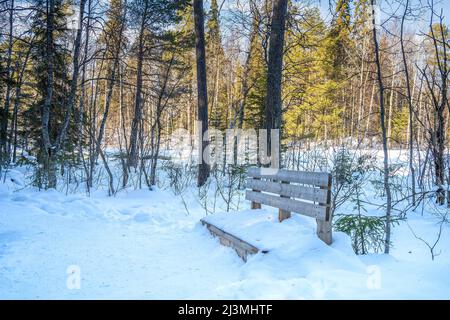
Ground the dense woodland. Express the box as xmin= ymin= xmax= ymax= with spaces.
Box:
xmin=1 ymin=0 xmax=449 ymax=255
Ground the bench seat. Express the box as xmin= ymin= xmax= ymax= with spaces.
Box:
xmin=201 ymin=209 xmax=322 ymax=262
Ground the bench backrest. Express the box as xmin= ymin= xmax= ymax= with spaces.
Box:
xmin=245 ymin=167 xmax=332 ymax=222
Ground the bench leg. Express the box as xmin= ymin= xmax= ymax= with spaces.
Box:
xmin=317 ymin=176 xmax=333 ymax=244
xmin=251 ymin=178 xmax=262 ymax=209
xmin=278 ymin=209 xmax=291 ymax=222
xmin=316 ymin=219 xmax=332 ymax=245
xmin=251 ymin=201 xmax=261 ymax=209
xmin=279 ymin=181 xmax=291 ymax=222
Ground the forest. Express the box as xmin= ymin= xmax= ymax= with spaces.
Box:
xmin=0 ymin=0 xmax=449 ymax=299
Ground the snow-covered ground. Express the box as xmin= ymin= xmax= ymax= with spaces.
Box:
xmin=0 ymin=166 xmax=449 ymax=299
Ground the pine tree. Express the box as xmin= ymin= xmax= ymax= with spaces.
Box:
xmin=328 ymin=0 xmax=352 ymax=80
xmin=29 ymin=0 xmax=73 ymax=188
xmin=242 ymin=3 xmax=268 ymax=131
xmin=284 ymin=7 xmax=344 ymax=144
xmin=206 ymin=0 xmax=226 ymax=130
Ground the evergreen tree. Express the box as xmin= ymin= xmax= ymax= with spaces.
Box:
xmin=206 ymin=0 xmax=227 ymax=130
xmin=328 ymin=0 xmax=352 ymax=80
xmin=284 ymin=7 xmax=343 ymax=144
xmin=242 ymin=2 xmax=269 ymax=130
xmin=29 ymin=0 xmax=73 ymax=188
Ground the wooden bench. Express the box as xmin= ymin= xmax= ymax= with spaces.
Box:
xmin=201 ymin=167 xmax=333 ymax=261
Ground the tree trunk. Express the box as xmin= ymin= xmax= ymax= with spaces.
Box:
xmin=10 ymin=43 xmax=32 ymax=163
xmin=40 ymin=0 xmax=56 ymax=188
xmin=92 ymin=6 xmax=126 ymax=171
xmin=236 ymin=14 xmax=258 ymax=130
xmin=400 ymin=0 xmax=416 ymax=206
xmin=119 ymin=63 xmax=129 ymax=187
xmin=387 ymin=60 xmax=396 ymax=148
xmin=193 ymin=0 xmax=210 ymax=187
xmin=1 ymin=0 xmax=14 ymax=165
xmin=425 ymin=3 xmax=448 ymax=205
xmin=371 ymin=0 xmax=393 ymax=254
xmin=264 ymin=0 xmax=288 ymax=168
xmin=78 ymin=0 xmax=92 ymax=162
xmin=129 ymin=2 xmax=149 ymax=168
xmin=149 ymin=57 xmax=173 ymax=186
xmin=55 ymin=0 xmax=86 ymax=152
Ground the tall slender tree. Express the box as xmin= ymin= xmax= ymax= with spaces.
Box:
xmin=400 ymin=0 xmax=416 ymax=206
xmin=371 ymin=0 xmax=392 ymax=254
xmin=193 ymin=0 xmax=210 ymax=186
xmin=55 ymin=0 xmax=87 ymax=152
xmin=265 ymin=0 xmax=288 ymax=168
xmin=127 ymin=0 xmax=150 ymax=168
xmin=1 ymin=0 xmax=14 ymax=165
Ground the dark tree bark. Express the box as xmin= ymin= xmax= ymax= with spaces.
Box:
xmin=40 ymin=0 xmax=56 ymax=188
xmin=78 ymin=0 xmax=92 ymax=160
xmin=400 ymin=0 xmax=416 ymax=206
xmin=1 ymin=0 xmax=14 ymax=165
xmin=55 ymin=0 xmax=87 ymax=152
xmin=149 ymin=56 xmax=174 ymax=186
xmin=128 ymin=0 xmax=149 ymax=169
xmin=431 ymin=7 xmax=449 ymax=206
xmin=418 ymin=1 xmax=449 ymax=205
xmin=264 ymin=0 xmax=288 ymax=168
xmin=90 ymin=1 xmax=127 ymax=187
xmin=10 ymin=40 xmax=33 ymax=163
xmin=371 ymin=0 xmax=392 ymax=254
xmin=42 ymin=0 xmax=55 ymax=153
xmin=236 ymin=9 xmax=258 ymax=130
xmin=193 ymin=0 xmax=210 ymax=187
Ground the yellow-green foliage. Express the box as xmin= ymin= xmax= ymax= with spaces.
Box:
xmin=242 ymin=28 xmax=267 ymax=130
xmin=391 ymin=107 xmax=409 ymax=145
xmin=283 ymin=7 xmax=344 ymax=142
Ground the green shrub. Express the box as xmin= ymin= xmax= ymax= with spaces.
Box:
xmin=335 ymin=214 xmax=400 ymax=254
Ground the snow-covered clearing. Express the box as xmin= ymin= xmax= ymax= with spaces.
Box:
xmin=0 ymin=167 xmax=449 ymax=299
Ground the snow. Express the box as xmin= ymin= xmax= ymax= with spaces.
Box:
xmin=0 ymin=167 xmax=449 ymax=299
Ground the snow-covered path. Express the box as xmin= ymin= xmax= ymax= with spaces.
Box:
xmin=0 ymin=188 xmax=246 ymax=299
xmin=1 ymin=178 xmax=450 ymax=299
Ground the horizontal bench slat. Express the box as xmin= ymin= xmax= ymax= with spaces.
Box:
xmin=245 ymin=178 xmax=328 ymax=203
xmin=247 ymin=167 xmax=330 ymax=187
xmin=245 ymin=190 xmax=327 ymax=220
